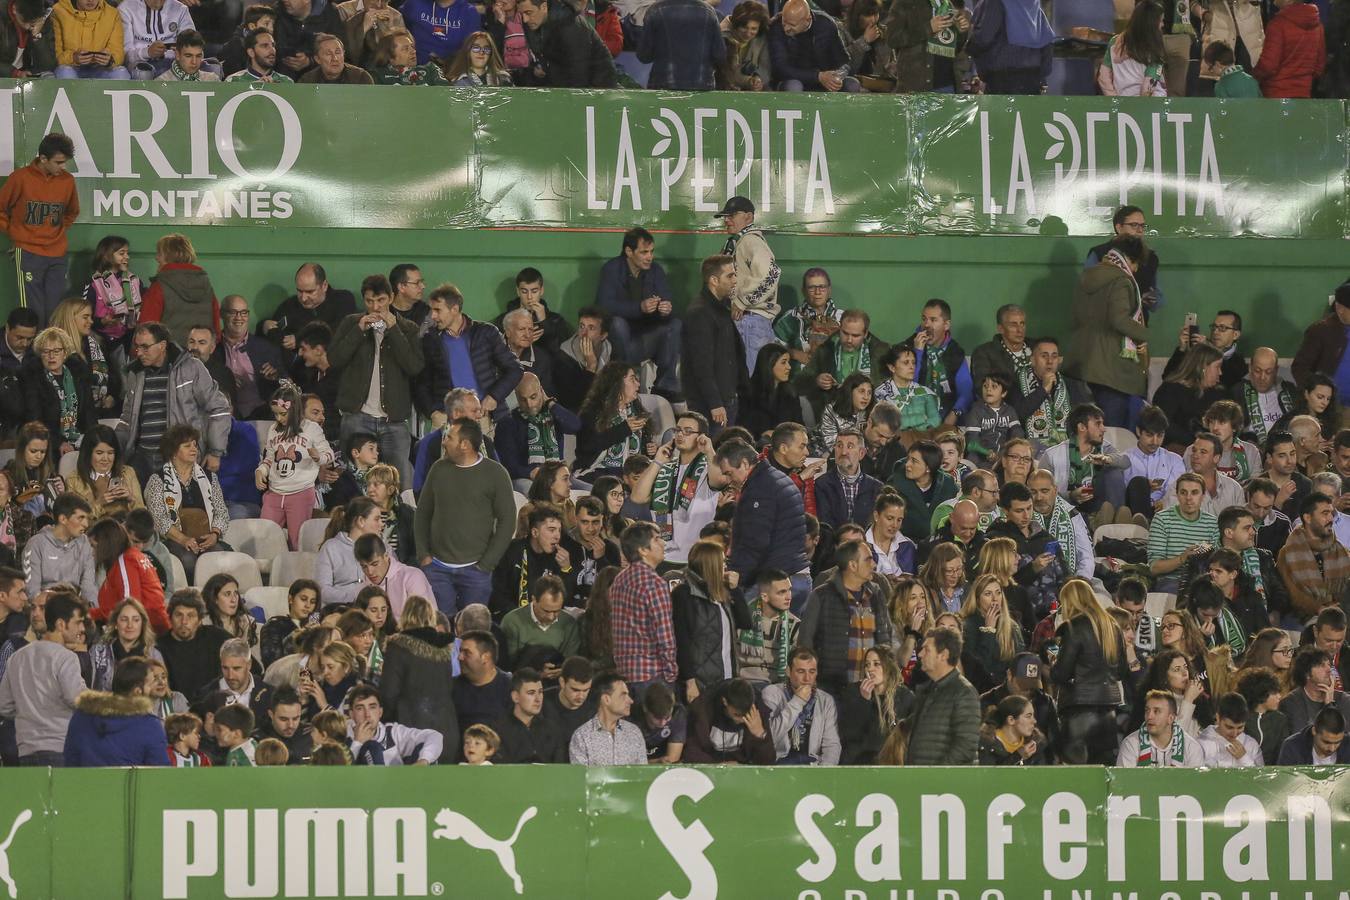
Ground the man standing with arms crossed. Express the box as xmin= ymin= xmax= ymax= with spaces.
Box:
xmin=0 ymin=133 xmax=78 ymax=327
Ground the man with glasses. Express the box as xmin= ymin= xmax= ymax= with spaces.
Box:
xmin=631 ymin=412 xmax=729 ymax=565
xmin=389 ymin=263 xmax=429 ymax=328
xmin=1164 ymin=310 xmax=1247 ymax=389
xmin=1085 ymin=205 xmax=1163 ymax=320
xmin=799 ymin=308 xmax=889 ymax=417
xmin=931 ymin=469 xmax=1002 ymax=534
xmin=116 ymin=322 xmax=232 ymax=484
xmin=215 ymin=295 xmax=284 ymax=420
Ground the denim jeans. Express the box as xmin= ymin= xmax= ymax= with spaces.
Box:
xmin=607 ymin=316 xmax=682 ymax=393
xmin=735 ymin=315 xmax=777 ymax=375
xmin=1089 ymin=383 xmax=1140 ymax=431
xmin=341 ymin=412 xmax=412 ymax=490
xmin=422 ymin=560 xmax=492 ymax=617
xmin=53 ymin=64 xmax=130 ymax=80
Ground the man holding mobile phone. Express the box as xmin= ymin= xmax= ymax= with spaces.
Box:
xmin=119 ymin=0 xmax=195 ymax=78
xmin=51 ymin=0 xmax=130 ymax=79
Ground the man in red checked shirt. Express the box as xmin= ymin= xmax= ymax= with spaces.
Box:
xmin=609 ymin=521 xmax=676 ymax=700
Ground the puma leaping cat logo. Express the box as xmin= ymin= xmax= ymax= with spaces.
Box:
xmin=432 ymin=806 xmax=537 ymax=895
xmin=0 ymin=809 xmax=33 ymax=899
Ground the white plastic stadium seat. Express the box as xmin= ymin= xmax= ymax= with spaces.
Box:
xmin=193 ymin=550 xmax=262 ymax=592
xmin=1092 ymin=523 xmax=1150 ymax=544
xmin=224 ymin=518 xmax=289 ymax=575
xmin=513 ymin=492 xmax=530 ymax=515
xmin=270 ymin=551 xmax=317 ymax=588
xmin=251 ymin=419 xmax=273 ymax=447
xmin=401 ymin=489 xmax=417 ymax=509
xmin=1103 ymin=426 xmax=1137 ymax=452
xmin=638 ymin=393 xmax=676 ymax=444
xmin=0 ymin=449 xmax=14 ymax=468
xmin=1145 ymin=592 xmax=1176 ymax=619
xmin=244 ymin=586 xmax=291 ymax=621
xmin=298 ymin=519 xmax=329 ymax=553
xmin=58 ymin=450 xmax=79 ymax=477
xmin=168 ymin=554 xmax=187 ymax=593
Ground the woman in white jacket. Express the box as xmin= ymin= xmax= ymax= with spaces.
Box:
xmin=257 ymin=385 xmax=334 ymax=550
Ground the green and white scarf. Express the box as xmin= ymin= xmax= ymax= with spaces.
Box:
xmin=651 ymin=453 xmax=707 ymax=516
xmin=1034 ymin=496 xmax=1078 ymax=570
xmin=786 ymin=301 xmax=841 ymax=351
xmin=1136 ymin=721 xmax=1186 ymax=766
xmin=1068 ymin=444 xmax=1095 ymax=492
xmin=1101 ymin=249 xmax=1145 ymax=360
xmin=927 ymin=0 xmax=960 ymax=57
xmin=45 ymin=366 xmax=79 ymax=444
xmin=596 ymin=403 xmax=643 ymax=471
xmin=169 ymin=60 xmax=206 ymax=81
xmin=919 ymin=341 xmax=950 ymax=397
xmin=834 ymin=336 xmax=873 ymax=381
xmin=1025 ymin=378 xmax=1071 ymax=445
xmin=523 ymin=411 xmax=561 ymax=467
xmin=1007 ymin=342 xmax=1035 ymax=396
xmin=1240 ymin=547 xmax=1266 ymax=597
xmin=1241 ymin=381 xmax=1292 ymax=443
xmin=739 ymin=600 xmax=793 ymax=683
xmin=1216 ymin=607 xmax=1247 ymax=657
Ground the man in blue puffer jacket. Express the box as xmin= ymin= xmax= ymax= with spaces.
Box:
xmin=715 ymin=438 xmax=813 ymax=614
xmin=64 ymin=655 xmax=170 ymax=767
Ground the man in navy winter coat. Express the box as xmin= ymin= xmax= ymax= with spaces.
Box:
xmin=64 ymin=656 xmax=168 ymax=767
xmin=768 ymin=0 xmax=859 ymax=92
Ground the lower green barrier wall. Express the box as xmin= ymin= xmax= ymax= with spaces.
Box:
xmin=3 ymin=765 xmax=1348 ymax=899
xmin=19 ymin=224 xmax=1345 ymax=360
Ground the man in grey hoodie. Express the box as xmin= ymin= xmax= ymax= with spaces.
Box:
xmin=0 ymin=591 xmax=88 ymax=765
xmin=21 ymin=493 xmax=97 ymax=607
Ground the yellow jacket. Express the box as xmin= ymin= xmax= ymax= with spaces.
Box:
xmin=52 ymin=0 xmax=125 ymax=67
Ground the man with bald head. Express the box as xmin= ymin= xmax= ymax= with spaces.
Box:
xmin=216 ymin=293 xmax=283 ymax=419
xmin=1232 ymin=346 xmax=1297 ymax=445
xmin=917 ymin=497 xmax=987 ymax=575
xmin=495 ymin=372 xmax=581 ymax=492
xmin=1293 ymin=282 xmax=1350 ymax=412
xmin=768 ymin=0 xmax=860 ymax=92
xmin=1028 ymin=468 xmax=1094 ymax=582
xmin=259 ymin=263 xmax=358 ymax=357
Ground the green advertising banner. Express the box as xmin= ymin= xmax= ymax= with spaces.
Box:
xmin=909 ymin=94 xmax=1350 ymax=239
xmin=0 ymin=80 xmax=480 ymax=229
xmin=1 ymin=81 xmax=1347 ymax=237
xmin=2 ymin=765 xmax=1348 ymax=899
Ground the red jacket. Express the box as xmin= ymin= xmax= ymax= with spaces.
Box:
xmin=1252 ymin=2 xmax=1326 ymax=98
xmin=95 ymin=547 xmax=169 ymax=635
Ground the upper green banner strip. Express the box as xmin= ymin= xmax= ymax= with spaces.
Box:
xmin=1 ymin=80 xmax=1346 ymax=238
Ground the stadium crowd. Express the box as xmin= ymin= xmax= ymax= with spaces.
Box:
xmin=0 ymin=126 xmax=1349 ymax=770
xmin=0 ymin=0 xmax=1345 ymax=97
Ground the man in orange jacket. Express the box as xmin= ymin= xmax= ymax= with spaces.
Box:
xmin=0 ymin=132 xmax=79 ymax=327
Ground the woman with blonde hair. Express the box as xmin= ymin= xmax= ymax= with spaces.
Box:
xmin=50 ymin=295 xmax=119 ymax=414
xmin=138 ymin=232 xmax=220 ymax=342
xmin=90 ymin=597 xmax=164 ymax=691
xmin=1151 ymin=343 xmax=1226 ymax=450
xmin=672 ymin=539 xmax=751 ymax=703
xmin=975 ymin=536 xmax=1034 ymax=641
xmin=839 ymin=646 xmax=914 ymax=764
xmin=888 ymin=575 xmax=935 ymax=684
xmin=300 ymin=640 xmax=365 ymax=716
xmin=960 ymin=573 xmax=1026 ymax=692
xmin=1050 ymin=578 xmax=1129 ymax=764
xmin=918 ymin=541 xmax=967 ymax=614
xmin=379 ymin=594 xmax=457 ymax=762
xmin=445 ymin=31 xmax=511 ymax=85
xmin=22 ymin=325 xmax=94 ymax=456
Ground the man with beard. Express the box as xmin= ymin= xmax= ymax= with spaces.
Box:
xmin=1014 ymin=336 xmax=1092 ymax=454
xmin=495 ymin=373 xmax=580 ymax=491
xmin=252 ymin=687 xmax=314 ymax=764
xmin=1277 ymin=493 xmax=1350 ymax=621
xmin=213 ymin=295 xmax=284 ymax=419
xmin=224 ymin=28 xmax=294 ymax=81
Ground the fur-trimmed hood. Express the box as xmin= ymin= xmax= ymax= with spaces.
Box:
xmin=75 ymin=690 xmax=154 ymax=717
xmin=386 ymin=628 xmax=455 ymax=662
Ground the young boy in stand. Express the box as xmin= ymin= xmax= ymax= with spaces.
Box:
xmin=216 ymin=704 xmax=257 ymax=766
xmin=462 ymin=723 xmax=499 ymax=765
xmin=962 ymin=372 xmax=1024 ymax=468
xmin=165 ymin=712 xmax=211 ymax=766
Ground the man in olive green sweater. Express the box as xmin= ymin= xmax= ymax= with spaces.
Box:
xmin=414 ymin=418 xmax=516 ymax=616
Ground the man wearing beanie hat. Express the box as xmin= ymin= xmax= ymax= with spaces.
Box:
xmin=1292 ymin=280 xmax=1350 ymax=407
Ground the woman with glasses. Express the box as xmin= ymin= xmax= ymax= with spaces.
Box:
xmin=446 ymin=31 xmax=511 ymax=85
xmin=22 ymin=327 xmax=95 ymax=457
xmin=994 ymin=438 xmax=1035 ymax=487
xmin=772 ymin=268 xmax=841 ymax=370
xmin=1240 ymin=628 xmax=1296 ymax=691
